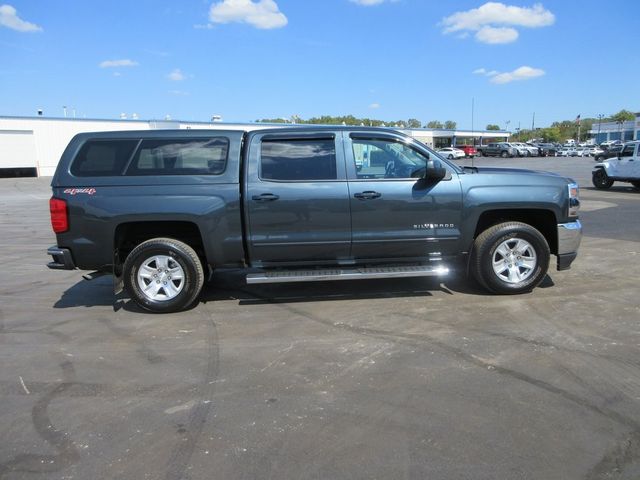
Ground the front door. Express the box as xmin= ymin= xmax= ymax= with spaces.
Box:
xmin=612 ymin=143 xmax=640 ymax=178
xmin=346 ymin=133 xmax=463 ymax=262
xmin=245 ymin=132 xmax=351 ymax=266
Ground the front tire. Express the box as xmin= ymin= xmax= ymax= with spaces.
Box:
xmin=448 ymin=154 xmax=454 ymax=159
xmin=500 ymin=151 xmax=508 ymax=158
xmin=631 ymin=181 xmax=640 ymax=190
xmin=592 ymin=169 xmax=613 ymax=189
xmin=471 ymin=222 xmax=550 ymax=294
xmin=123 ymin=238 xmax=205 ymax=313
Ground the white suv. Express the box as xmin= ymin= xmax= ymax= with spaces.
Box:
xmin=592 ymin=141 xmax=640 ymax=189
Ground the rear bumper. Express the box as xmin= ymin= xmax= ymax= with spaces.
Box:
xmin=556 ymin=220 xmax=582 ymax=271
xmin=47 ymin=246 xmax=76 ymax=270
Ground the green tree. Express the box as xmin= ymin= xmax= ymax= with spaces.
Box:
xmin=486 ymin=124 xmax=500 ymax=130
xmin=444 ymin=120 xmax=457 ymax=129
xmin=609 ymin=109 xmax=635 ymax=122
xmin=426 ymin=120 xmax=443 ymax=129
xmin=406 ymin=118 xmax=422 ymax=128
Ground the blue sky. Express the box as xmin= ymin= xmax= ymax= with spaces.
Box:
xmin=1 ymin=0 xmax=639 ymax=130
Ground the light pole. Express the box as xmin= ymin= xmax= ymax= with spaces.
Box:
xmin=597 ymin=114 xmax=603 ymax=144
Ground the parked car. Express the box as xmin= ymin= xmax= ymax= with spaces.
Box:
xmin=600 ymin=140 xmax=623 ymax=148
xmin=592 ymin=141 xmax=640 ymax=190
xmin=477 ymin=142 xmax=518 ymax=158
xmin=453 ymin=145 xmax=479 ymax=158
xmin=594 ymin=144 xmax=624 ymax=162
xmin=436 ymin=147 xmax=466 ymax=159
xmin=534 ymin=143 xmax=558 ymax=156
xmin=513 ymin=142 xmax=538 ymax=157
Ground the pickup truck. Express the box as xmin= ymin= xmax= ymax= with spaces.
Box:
xmin=47 ymin=127 xmax=582 ymax=312
xmin=476 ymin=142 xmax=519 ymax=158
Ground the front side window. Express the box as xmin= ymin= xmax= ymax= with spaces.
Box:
xmin=126 ymin=138 xmax=228 ymax=175
xmin=71 ymin=140 xmax=138 ymax=177
xmin=352 ymin=138 xmax=428 ymax=179
xmin=620 ymin=144 xmax=635 ymax=157
xmin=260 ymin=138 xmax=337 ymax=181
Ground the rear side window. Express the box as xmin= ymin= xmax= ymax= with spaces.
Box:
xmin=126 ymin=138 xmax=228 ymax=176
xmin=260 ymin=138 xmax=337 ymax=181
xmin=70 ymin=140 xmax=138 ymax=177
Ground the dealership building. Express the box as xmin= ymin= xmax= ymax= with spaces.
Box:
xmin=0 ymin=115 xmax=511 ymax=177
xmin=589 ymin=116 xmax=640 ymax=144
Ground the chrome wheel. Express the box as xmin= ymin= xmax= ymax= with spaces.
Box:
xmin=492 ymin=238 xmax=537 ymax=284
xmin=136 ymin=255 xmax=185 ymax=301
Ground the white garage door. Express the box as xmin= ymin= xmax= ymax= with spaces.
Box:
xmin=0 ymin=130 xmax=37 ymax=169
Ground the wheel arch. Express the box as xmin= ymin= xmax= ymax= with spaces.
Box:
xmin=114 ymin=221 xmax=206 ymax=275
xmin=470 ymin=208 xmax=558 ymax=257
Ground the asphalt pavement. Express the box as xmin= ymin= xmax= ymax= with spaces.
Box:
xmin=1 ymin=154 xmax=639 ymax=480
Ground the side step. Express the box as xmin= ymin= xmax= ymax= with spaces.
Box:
xmin=246 ymin=265 xmax=449 ymax=285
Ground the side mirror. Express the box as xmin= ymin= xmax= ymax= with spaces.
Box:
xmin=425 ymin=159 xmax=447 ymax=181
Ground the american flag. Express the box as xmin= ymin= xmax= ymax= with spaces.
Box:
xmin=575 ymin=114 xmax=581 ymax=125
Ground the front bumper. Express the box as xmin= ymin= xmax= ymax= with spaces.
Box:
xmin=556 ymin=220 xmax=582 ymax=271
xmin=47 ymin=246 xmax=76 ymax=270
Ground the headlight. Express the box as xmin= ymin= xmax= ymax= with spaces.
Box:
xmin=568 ymin=182 xmax=580 ymax=217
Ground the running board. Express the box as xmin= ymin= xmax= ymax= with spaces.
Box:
xmin=246 ymin=265 xmax=449 ymax=285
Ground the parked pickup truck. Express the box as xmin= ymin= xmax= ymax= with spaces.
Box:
xmin=47 ymin=127 xmax=582 ymax=312
xmin=476 ymin=142 xmax=519 ymax=158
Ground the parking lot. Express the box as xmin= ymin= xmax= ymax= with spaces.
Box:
xmin=1 ymin=154 xmax=639 ymax=480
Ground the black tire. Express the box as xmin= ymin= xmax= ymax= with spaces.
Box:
xmin=500 ymin=150 xmax=508 ymax=158
xmin=631 ymin=181 xmax=640 ymax=190
xmin=471 ymin=222 xmax=550 ymax=295
xmin=595 ymin=155 xmax=604 ymax=162
xmin=448 ymin=154 xmax=454 ymax=159
xmin=592 ymin=169 xmax=613 ymax=189
xmin=123 ymin=238 xmax=205 ymax=313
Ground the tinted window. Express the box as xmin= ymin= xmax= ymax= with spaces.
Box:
xmin=71 ymin=140 xmax=138 ymax=177
xmin=126 ymin=138 xmax=228 ymax=176
xmin=352 ymin=138 xmax=429 ymax=179
xmin=620 ymin=144 xmax=635 ymax=156
xmin=260 ymin=138 xmax=336 ymax=181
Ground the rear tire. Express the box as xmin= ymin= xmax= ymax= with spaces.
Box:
xmin=631 ymin=181 xmax=640 ymax=190
xmin=123 ymin=238 xmax=205 ymax=313
xmin=500 ymin=151 xmax=508 ymax=158
xmin=592 ymin=169 xmax=614 ymax=189
xmin=471 ymin=222 xmax=550 ymax=294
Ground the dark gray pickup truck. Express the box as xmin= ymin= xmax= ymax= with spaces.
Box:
xmin=47 ymin=127 xmax=582 ymax=312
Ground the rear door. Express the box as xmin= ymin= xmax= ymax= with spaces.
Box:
xmin=345 ymin=132 xmax=463 ymax=262
xmin=245 ymin=131 xmax=351 ymax=266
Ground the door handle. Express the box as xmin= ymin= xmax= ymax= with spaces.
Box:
xmin=354 ymin=191 xmax=382 ymax=200
xmin=252 ymin=193 xmax=280 ymax=202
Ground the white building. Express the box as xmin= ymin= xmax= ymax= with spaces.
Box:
xmin=0 ymin=116 xmax=511 ymax=177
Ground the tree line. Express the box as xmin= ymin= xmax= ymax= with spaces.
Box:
xmin=256 ymin=115 xmax=457 ymax=130
xmin=256 ymin=109 xmax=636 ymax=142
xmin=485 ymin=110 xmax=636 ymax=142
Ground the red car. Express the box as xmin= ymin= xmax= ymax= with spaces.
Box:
xmin=453 ymin=145 xmax=478 ymax=157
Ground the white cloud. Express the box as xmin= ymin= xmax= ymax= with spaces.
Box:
xmin=0 ymin=4 xmax=42 ymax=32
xmin=442 ymin=2 xmax=554 ymax=44
xmin=99 ymin=59 xmax=139 ymax=68
xmin=488 ymin=66 xmax=545 ymax=84
xmin=474 ymin=67 xmax=503 ymax=77
xmin=167 ymin=68 xmax=187 ymax=81
xmin=369 ymin=103 xmax=380 ymax=109
xmin=209 ymin=0 xmax=287 ymax=29
xmin=169 ymin=90 xmax=190 ymax=96
xmin=475 ymin=26 xmax=518 ymax=44
xmin=473 ymin=68 xmax=487 ymax=75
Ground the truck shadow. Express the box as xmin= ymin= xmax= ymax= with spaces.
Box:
xmin=52 ymin=270 xmax=554 ymax=311
xmin=200 ymin=269 xmax=495 ymax=306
